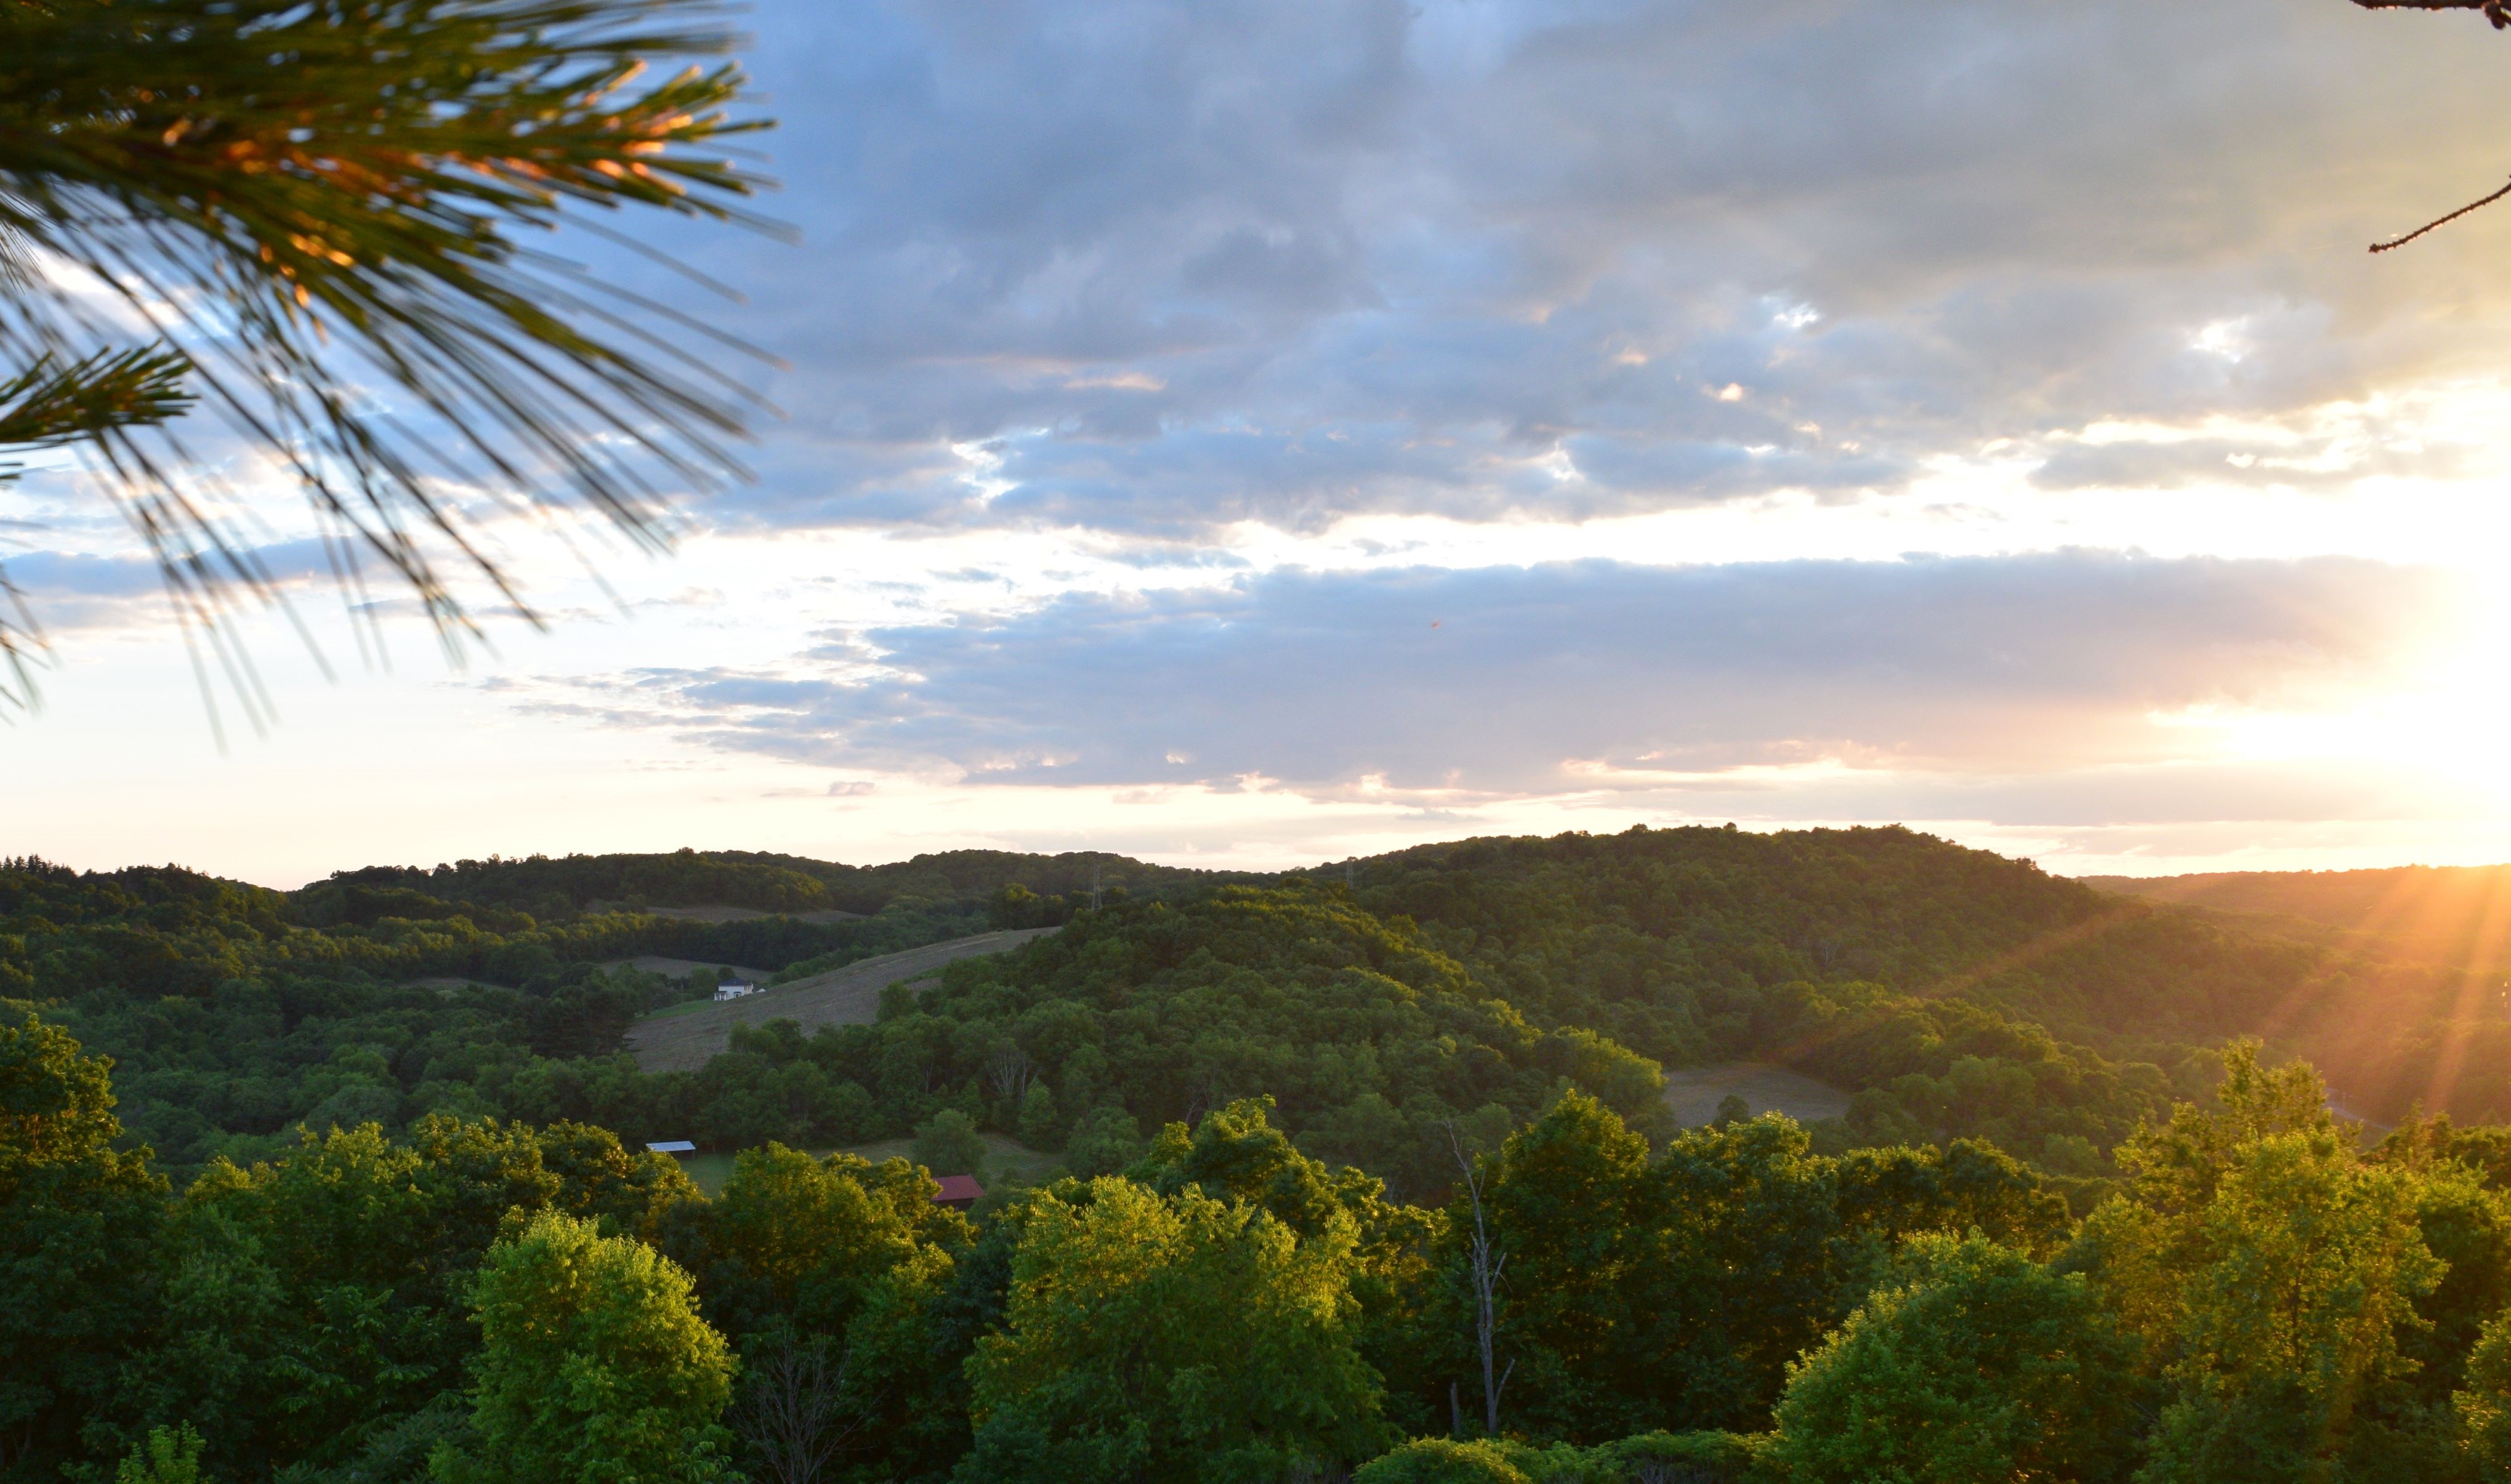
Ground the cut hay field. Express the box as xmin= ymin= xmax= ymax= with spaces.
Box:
xmin=668 ymin=1130 xmax=1058 ymax=1196
xmin=1661 ymin=1061 xmax=1853 ymax=1128
xmin=623 ymin=926 xmax=1060 ymax=1073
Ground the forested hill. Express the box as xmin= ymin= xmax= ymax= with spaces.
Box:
xmin=0 ymin=847 xmax=1214 ymax=1170
xmin=20 ymin=839 xmax=2511 ymax=1482
xmin=9 ymin=826 xmax=2509 ymax=1195
xmin=1332 ymin=828 xmax=2511 ymax=1134
xmin=2086 ymin=863 xmax=2511 ymax=974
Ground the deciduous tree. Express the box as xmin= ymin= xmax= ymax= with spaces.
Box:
xmin=961 ymin=1177 xmax=1390 ymax=1483
xmin=432 ymin=1209 xmax=736 ymax=1484
xmin=1767 ymin=1233 xmax=2143 ymax=1484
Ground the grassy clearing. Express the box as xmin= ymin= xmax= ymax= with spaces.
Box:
xmin=1661 ymin=1061 xmax=1853 ymax=1127
xmin=664 ymin=1131 xmax=1062 ymax=1198
xmin=642 ymin=996 xmax=719 ymax=1022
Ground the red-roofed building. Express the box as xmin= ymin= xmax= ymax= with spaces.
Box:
xmin=932 ymin=1174 xmax=985 ymax=1209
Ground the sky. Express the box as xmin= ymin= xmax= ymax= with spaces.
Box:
xmin=12 ymin=0 xmax=2511 ymax=890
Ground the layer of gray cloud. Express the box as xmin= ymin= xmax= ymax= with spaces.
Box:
xmin=554 ymin=552 xmax=2460 ymax=796
xmin=642 ymin=0 xmax=2511 ymax=536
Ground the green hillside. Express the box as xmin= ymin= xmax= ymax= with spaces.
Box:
xmin=15 ymin=831 xmax=2511 ymax=1482
xmin=14 ymin=826 xmax=2511 ymax=1187
xmin=0 ymin=847 xmax=1211 ymax=1171
xmin=2087 ymin=863 xmax=2511 ymax=975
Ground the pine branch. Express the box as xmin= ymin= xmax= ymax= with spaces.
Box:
xmin=0 ymin=0 xmax=780 ymax=679
xmin=0 ymin=347 xmax=191 ymax=447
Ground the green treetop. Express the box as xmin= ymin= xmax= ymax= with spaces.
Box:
xmin=433 ymin=1209 xmax=736 ymax=1484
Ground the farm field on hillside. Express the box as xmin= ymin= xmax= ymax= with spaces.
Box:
xmin=1662 ymin=1062 xmax=1853 ymax=1127
xmin=623 ymin=926 xmax=1060 ymax=1071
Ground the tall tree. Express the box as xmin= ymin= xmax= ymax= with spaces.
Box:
xmin=2076 ymin=1045 xmax=2459 ymax=1479
xmin=0 ymin=1009 xmax=164 ymax=1482
xmin=692 ymin=1143 xmax=967 ymax=1342
xmin=1767 ymin=1233 xmax=2145 ymax=1484
xmin=960 ymin=1177 xmax=1391 ymax=1483
xmin=432 ymin=1209 xmax=738 ymax=1484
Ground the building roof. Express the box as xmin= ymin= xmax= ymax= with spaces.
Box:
xmin=932 ymin=1174 xmax=985 ymax=1204
xmin=647 ymin=1140 xmax=697 ymax=1154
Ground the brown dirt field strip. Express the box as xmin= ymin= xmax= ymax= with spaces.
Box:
xmin=1661 ymin=1062 xmax=1853 ymax=1127
xmin=624 ymin=927 xmax=1060 ymax=1073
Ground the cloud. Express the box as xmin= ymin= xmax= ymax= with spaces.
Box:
xmin=1 ymin=550 xmax=167 ymax=600
xmin=546 ymin=552 xmax=2462 ymax=795
xmin=0 ymin=538 xmax=381 ymax=635
xmin=637 ymin=0 xmax=2511 ymax=538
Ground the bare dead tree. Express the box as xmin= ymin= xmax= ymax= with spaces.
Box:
xmin=1443 ymin=1121 xmax=1513 ymax=1438
xmin=2353 ymin=0 xmax=2507 ymax=24
xmin=982 ymin=1041 xmax=1036 ymax=1105
xmin=2354 ymin=0 xmax=2511 ymax=248
xmin=732 ymin=1332 xmax=856 ymax=1484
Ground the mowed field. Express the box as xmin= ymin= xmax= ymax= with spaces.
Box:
xmin=669 ymin=1131 xmax=1059 ymax=1196
xmin=624 ymin=927 xmax=1060 ymax=1073
xmin=1661 ymin=1062 xmax=1853 ymax=1127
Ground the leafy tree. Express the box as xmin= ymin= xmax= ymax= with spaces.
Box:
xmin=1063 ymin=1107 xmax=1145 ymax=1178
xmin=1134 ymin=1099 xmax=1448 ymax=1443
xmin=2129 ymin=1133 xmax=2444 ymax=1482
xmin=2072 ymin=1044 xmax=2345 ymax=1349
xmin=691 ymin=1143 xmax=965 ymax=1341
xmin=1403 ymin=1094 xmax=2079 ymax=1445
xmin=1637 ymin=1114 xmax=1847 ymax=1433
xmin=911 ymin=1111 xmax=986 ymax=1180
xmin=2459 ymin=1312 xmax=2511 ymax=1482
xmin=1351 ymin=1438 xmax=1529 ymax=1484
xmin=1014 ymin=1084 xmax=1062 ymax=1150
xmin=432 ymin=1210 xmax=736 ymax=1484
xmin=2077 ymin=1046 xmax=2454 ymax=1480
xmin=115 ymin=1116 xmax=696 ymax=1476
xmin=2387 ymin=1159 xmax=2511 ymax=1408
xmin=113 ymin=1424 xmax=208 ymax=1484
xmin=829 ymin=1224 xmax=1014 ymax=1484
xmin=0 ymin=1009 xmax=163 ymax=1480
xmin=1834 ymin=1138 xmax=2073 ymax=1259
xmin=1766 ymin=1233 xmax=2143 ymax=1484
xmin=960 ymin=1176 xmax=1391 ymax=1482
xmin=1462 ymin=1092 xmax=1656 ymax=1443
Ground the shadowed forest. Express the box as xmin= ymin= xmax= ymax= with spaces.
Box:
xmin=15 ymin=826 xmax=2511 ymax=1481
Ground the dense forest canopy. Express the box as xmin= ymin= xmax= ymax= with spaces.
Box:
xmin=14 ymin=827 xmax=2511 ymax=1480
xmin=2089 ymin=863 xmax=2511 ymax=974
xmin=11 ymin=1005 xmax=2511 ymax=1483
xmin=9 ymin=827 xmax=2510 ymax=1180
